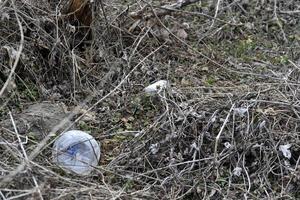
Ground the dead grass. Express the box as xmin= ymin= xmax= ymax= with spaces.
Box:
xmin=0 ymin=0 xmax=300 ymax=199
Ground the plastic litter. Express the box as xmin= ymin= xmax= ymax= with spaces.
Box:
xmin=279 ymin=144 xmax=291 ymax=159
xmin=232 ymin=167 xmax=242 ymax=177
xmin=52 ymin=130 xmax=101 ymax=175
xmin=144 ymin=80 xmax=168 ymax=94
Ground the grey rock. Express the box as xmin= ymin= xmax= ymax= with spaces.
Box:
xmin=0 ymin=102 xmax=74 ymax=140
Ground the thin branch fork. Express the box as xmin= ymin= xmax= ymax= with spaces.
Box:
xmin=214 ymin=103 xmax=235 ymax=163
xmin=8 ymin=111 xmax=44 ymax=200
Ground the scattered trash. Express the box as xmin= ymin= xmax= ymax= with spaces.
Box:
xmin=144 ymin=80 xmax=168 ymax=94
xmin=232 ymin=167 xmax=242 ymax=177
xmin=233 ymin=107 xmax=248 ymax=117
xmin=150 ymin=143 xmax=159 ymax=155
xmin=224 ymin=142 xmax=232 ymax=149
xmin=53 ymin=130 xmax=101 ymax=175
xmin=279 ymin=144 xmax=291 ymax=159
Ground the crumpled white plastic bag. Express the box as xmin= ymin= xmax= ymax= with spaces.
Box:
xmin=279 ymin=144 xmax=291 ymax=159
xmin=144 ymin=80 xmax=168 ymax=94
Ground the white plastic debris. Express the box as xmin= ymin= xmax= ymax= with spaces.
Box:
xmin=150 ymin=143 xmax=159 ymax=155
xmin=233 ymin=107 xmax=248 ymax=117
xmin=224 ymin=142 xmax=232 ymax=149
xmin=232 ymin=167 xmax=242 ymax=177
xmin=144 ymin=80 xmax=168 ymax=94
xmin=279 ymin=144 xmax=291 ymax=159
xmin=52 ymin=130 xmax=101 ymax=175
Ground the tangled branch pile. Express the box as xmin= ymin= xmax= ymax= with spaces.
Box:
xmin=0 ymin=0 xmax=300 ymax=199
